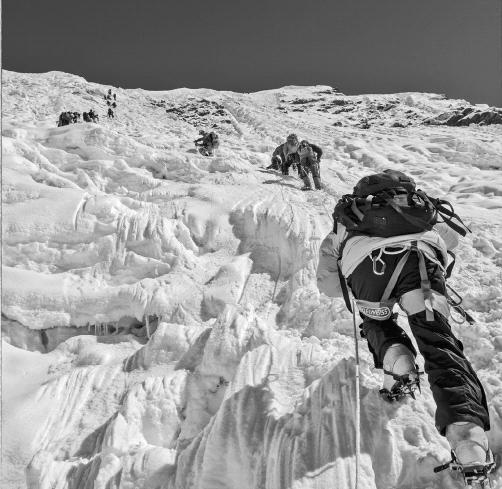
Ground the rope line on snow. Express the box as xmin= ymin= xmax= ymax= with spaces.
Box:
xmin=352 ymin=299 xmax=361 ymax=489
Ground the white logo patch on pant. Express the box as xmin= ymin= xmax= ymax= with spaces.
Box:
xmin=355 ymin=300 xmax=396 ymax=320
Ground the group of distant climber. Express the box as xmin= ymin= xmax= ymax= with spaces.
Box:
xmin=57 ymin=111 xmax=80 ymax=126
xmin=58 ymin=109 xmax=99 ymax=126
xmin=192 ymin=131 xmax=324 ymax=192
xmin=57 ymin=88 xmax=118 ymax=127
xmin=267 ymin=133 xmax=323 ymax=191
xmin=104 ymin=88 xmax=117 ymax=119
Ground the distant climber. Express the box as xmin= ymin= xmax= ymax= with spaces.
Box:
xmin=88 ymin=109 xmax=99 ymax=123
xmin=194 ymin=130 xmax=219 ymax=156
xmin=57 ymin=111 xmax=72 ymax=127
xmin=83 ymin=112 xmax=91 ymax=122
xmin=296 ymin=140 xmax=323 ymax=190
xmin=266 ymin=133 xmax=299 ymax=172
xmin=107 ymin=107 xmax=115 ymax=119
xmin=317 ymin=169 xmax=494 ymax=486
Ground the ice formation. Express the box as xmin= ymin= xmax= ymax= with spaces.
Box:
xmin=2 ymin=70 xmax=502 ymax=488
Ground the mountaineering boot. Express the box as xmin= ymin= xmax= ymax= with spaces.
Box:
xmin=313 ymin=176 xmax=323 ymax=190
xmin=301 ymin=176 xmax=312 ymax=191
xmin=435 ymin=422 xmax=495 ymax=487
xmin=379 ymin=344 xmax=421 ymax=402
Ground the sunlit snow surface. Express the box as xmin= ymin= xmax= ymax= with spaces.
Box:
xmin=2 ymin=70 xmax=502 ymax=489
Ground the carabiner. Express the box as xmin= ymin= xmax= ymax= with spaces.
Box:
xmin=370 ymin=248 xmax=386 ymax=275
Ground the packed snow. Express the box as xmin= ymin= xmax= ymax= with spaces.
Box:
xmin=2 ymin=70 xmax=502 ymax=489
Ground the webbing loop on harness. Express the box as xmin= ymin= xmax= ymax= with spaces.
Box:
xmin=380 ymin=249 xmax=411 ymax=302
xmin=411 ymin=241 xmax=435 ymax=322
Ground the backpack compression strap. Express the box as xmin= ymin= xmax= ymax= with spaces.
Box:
xmin=430 ymin=199 xmax=471 ymax=237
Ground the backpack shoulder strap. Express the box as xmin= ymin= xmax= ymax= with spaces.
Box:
xmin=337 ymin=235 xmax=353 ymax=312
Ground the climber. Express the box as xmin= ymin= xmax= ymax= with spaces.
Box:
xmin=82 ymin=112 xmax=91 ymax=122
xmin=194 ymin=130 xmax=219 ymax=156
xmin=57 ymin=111 xmax=71 ymax=127
xmin=266 ymin=133 xmax=299 ymax=172
xmin=107 ymin=107 xmax=115 ymax=119
xmin=88 ymin=109 xmax=98 ymax=123
xmin=316 ymin=169 xmax=493 ymax=485
xmin=296 ymin=140 xmax=323 ymax=190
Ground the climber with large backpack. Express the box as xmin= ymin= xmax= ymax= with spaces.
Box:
xmin=194 ymin=130 xmax=219 ymax=156
xmin=316 ymin=169 xmax=493 ymax=486
xmin=296 ymin=140 xmax=323 ymax=190
xmin=266 ymin=133 xmax=300 ymax=172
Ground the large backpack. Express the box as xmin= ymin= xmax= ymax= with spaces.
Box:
xmin=333 ymin=170 xmax=470 ymax=239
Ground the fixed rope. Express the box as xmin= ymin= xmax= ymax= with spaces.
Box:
xmin=352 ymin=299 xmax=361 ymax=489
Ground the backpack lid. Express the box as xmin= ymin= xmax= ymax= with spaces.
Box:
xmin=353 ymin=169 xmax=416 ymax=197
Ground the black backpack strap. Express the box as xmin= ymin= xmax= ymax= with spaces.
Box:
xmin=446 ymin=250 xmax=456 ymax=279
xmin=432 ymin=199 xmax=471 ymax=236
xmin=337 ymin=237 xmax=353 ymax=312
xmin=338 ymin=262 xmax=353 ymax=313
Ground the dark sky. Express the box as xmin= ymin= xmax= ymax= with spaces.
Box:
xmin=3 ymin=0 xmax=502 ymax=105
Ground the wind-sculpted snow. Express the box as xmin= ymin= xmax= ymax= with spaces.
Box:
xmin=2 ymin=70 xmax=502 ymax=489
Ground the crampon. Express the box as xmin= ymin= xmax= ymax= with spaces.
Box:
xmin=379 ymin=366 xmax=423 ymax=402
xmin=434 ymin=448 xmax=495 ymax=488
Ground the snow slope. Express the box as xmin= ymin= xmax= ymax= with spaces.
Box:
xmin=2 ymin=70 xmax=502 ymax=489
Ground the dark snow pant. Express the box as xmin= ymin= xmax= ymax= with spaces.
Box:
xmin=298 ymin=159 xmax=321 ymax=189
xmin=298 ymin=160 xmax=320 ymax=179
xmin=347 ymin=249 xmax=490 ymax=435
xmin=282 ymin=154 xmax=299 ymax=175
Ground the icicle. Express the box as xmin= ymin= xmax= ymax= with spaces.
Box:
xmin=145 ymin=315 xmax=150 ymax=339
